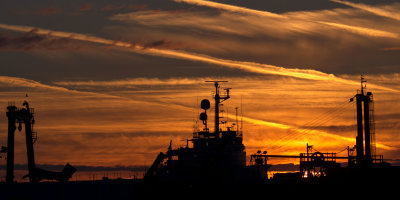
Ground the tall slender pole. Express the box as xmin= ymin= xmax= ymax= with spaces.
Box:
xmin=241 ymin=96 xmax=243 ymax=136
xmin=6 ymin=105 xmax=17 ymax=183
xmin=235 ymin=107 xmax=239 ymax=135
xmin=356 ymin=94 xmax=364 ymax=165
xmin=364 ymin=95 xmax=372 ymax=164
xmin=23 ymin=102 xmax=36 ymax=183
xmin=214 ymin=82 xmax=220 ymax=139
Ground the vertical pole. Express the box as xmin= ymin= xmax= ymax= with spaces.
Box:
xmin=205 ymin=110 xmax=208 ymax=131
xmin=6 ymin=106 xmax=17 ymax=183
xmin=214 ymin=82 xmax=220 ymax=139
xmin=25 ymin=118 xmax=36 ymax=182
xmin=356 ymin=94 xmax=364 ymax=165
xmin=235 ymin=107 xmax=239 ymax=136
xmin=363 ymin=95 xmax=372 ymax=164
xmin=306 ymin=144 xmax=311 ymax=178
xmin=23 ymin=102 xmax=36 ymax=182
xmin=347 ymin=146 xmax=351 ymax=167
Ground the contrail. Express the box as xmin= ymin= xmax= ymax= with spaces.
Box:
xmin=173 ymin=0 xmax=287 ymax=19
xmin=1 ymin=76 xmax=70 ymax=92
xmin=331 ymin=0 xmax=400 ymax=21
xmin=0 ymin=23 xmax=399 ymax=93
xmin=53 ymin=77 xmax=206 ymax=87
xmin=0 ymin=75 xmax=141 ymax=101
xmin=317 ymin=21 xmax=400 ymax=39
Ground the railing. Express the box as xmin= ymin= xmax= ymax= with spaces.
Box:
xmin=372 ymin=155 xmax=384 ymax=163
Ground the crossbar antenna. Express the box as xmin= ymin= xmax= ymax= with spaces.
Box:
xmin=361 ymin=75 xmax=367 ymax=94
xmin=205 ymin=81 xmax=229 ymax=139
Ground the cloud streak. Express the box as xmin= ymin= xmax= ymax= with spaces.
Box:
xmin=0 ymin=29 xmax=82 ymax=51
xmin=0 ymin=76 xmax=73 ymax=92
xmin=0 ymin=75 xmax=147 ymax=103
xmin=317 ymin=21 xmax=400 ymax=39
xmin=173 ymin=0 xmax=400 ymax=40
xmin=1 ymin=23 xmax=399 ymax=93
xmin=54 ymin=77 xmax=206 ymax=87
xmin=173 ymin=0 xmax=286 ymax=19
xmin=331 ymin=0 xmax=400 ymax=21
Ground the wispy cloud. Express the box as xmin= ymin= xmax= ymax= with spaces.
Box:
xmin=109 ymin=3 xmax=400 ymax=78
xmin=1 ymin=23 xmax=398 ymax=93
xmin=331 ymin=0 xmax=400 ymax=21
xmin=0 ymin=75 xmax=73 ymax=92
xmin=0 ymin=75 xmax=146 ymax=102
xmin=0 ymin=29 xmax=85 ymax=51
xmin=54 ymin=77 xmax=206 ymax=87
xmin=173 ymin=0 xmax=400 ymax=39
xmin=173 ymin=0 xmax=286 ymax=19
xmin=317 ymin=21 xmax=400 ymax=39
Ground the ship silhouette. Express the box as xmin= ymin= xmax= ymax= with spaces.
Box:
xmin=144 ymin=81 xmax=264 ymax=187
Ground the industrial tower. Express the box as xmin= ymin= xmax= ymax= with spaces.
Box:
xmin=351 ymin=76 xmax=376 ymax=167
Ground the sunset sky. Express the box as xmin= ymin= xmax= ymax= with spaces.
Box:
xmin=0 ymin=0 xmax=399 ymax=170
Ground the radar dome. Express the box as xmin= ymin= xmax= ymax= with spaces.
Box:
xmin=200 ymin=112 xmax=207 ymax=121
xmin=201 ymin=99 xmax=210 ymax=110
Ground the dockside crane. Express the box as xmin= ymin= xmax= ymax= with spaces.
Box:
xmin=4 ymin=101 xmax=76 ymax=183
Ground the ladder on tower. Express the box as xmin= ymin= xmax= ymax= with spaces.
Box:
xmin=32 ymin=131 xmax=38 ymax=144
xmin=369 ymin=97 xmax=376 ymax=160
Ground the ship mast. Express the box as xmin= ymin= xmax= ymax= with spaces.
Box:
xmin=206 ymin=81 xmax=230 ymax=139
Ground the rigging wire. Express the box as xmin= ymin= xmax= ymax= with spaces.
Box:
xmin=335 ymin=147 xmax=349 ymax=154
xmin=266 ymin=101 xmax=350 ymax=147
xmin=267 ymin=101 xmax=354 ymax=152
xmin=265 ymin=101 xmax=350 ymax=149
xmin=270 ymin=104 xmax=352 ymax=151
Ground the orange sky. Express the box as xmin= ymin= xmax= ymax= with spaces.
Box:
xmin=0 ymin=0 xmax=400 ymax=169
xmin=0 ymin=74 xmax=399 ymax=167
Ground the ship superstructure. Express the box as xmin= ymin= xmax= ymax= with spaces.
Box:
xmin=144 ymin=81 xmax=258 ymax=185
